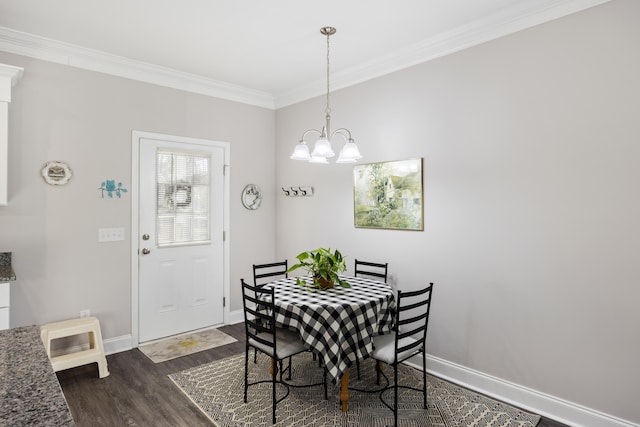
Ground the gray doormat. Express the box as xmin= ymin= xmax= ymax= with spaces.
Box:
xmin=169 ymin=352 xmax=540 ymax=426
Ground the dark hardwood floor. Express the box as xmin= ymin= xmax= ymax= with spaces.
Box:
xmin=57 ymin=323 xmax=246 ymax=426
xmin=57 ymin=322 xmax=568 ymax=426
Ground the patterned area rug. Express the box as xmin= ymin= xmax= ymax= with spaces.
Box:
xmin=169 ymin=352 xmax=540 ymax=426
xmin=139 ymin=328 xmax=237 ymax=363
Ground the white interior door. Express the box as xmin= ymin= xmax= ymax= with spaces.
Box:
xmin=138 ymin=135 xmax=225 ymax=343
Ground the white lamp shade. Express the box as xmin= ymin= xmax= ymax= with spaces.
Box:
xmin=336 ymin=142 xmax=362 ymax=163
xmin=311 ymin=138 xmax=335 ymax=158
xmin=290 ymin=143 xmax=311 ymax=160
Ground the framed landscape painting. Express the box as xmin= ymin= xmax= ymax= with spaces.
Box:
xmin=353 ymin=158 xmax=423 ymax=230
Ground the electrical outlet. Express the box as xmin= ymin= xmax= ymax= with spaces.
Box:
xmin=80 ymin=309 xmax=90 ymax=318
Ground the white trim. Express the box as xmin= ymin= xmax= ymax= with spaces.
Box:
xmin=0 ymin=0 xmax=611 ymax=109
xmin=0 ymin=62 xmax=23 ymax=101
xmin=404 ymin=354 xmax=638 ymax=427
xmin=274 ymin=0 xmax=612 ymax=107
xmin=130 ymin=131 xmax=231 ymax=348
xmin=94 ymin=331 xmax=639 ymax=427
xmin=0 ymin=63 xmax=22 ymax=206
xmin=104 ymin=314 xmax=640 ymax=427
xmin=0 ymin=27 xmax=274 ymax=109
xmin=227 ymin=309 xmax=245 ymax=326
xmin=104 ymin=334 xmax=133 ymax=355
xmin=131 ymin=133 xmax=140 ymax=346
xmin=75 ymin=332 xmax=638 ymax=427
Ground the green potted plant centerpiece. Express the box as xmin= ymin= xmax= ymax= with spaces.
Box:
xmin=287 ymin=247 xmax=351 ymax=289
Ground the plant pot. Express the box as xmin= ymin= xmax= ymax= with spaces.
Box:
xmin=315 ymin=276 xmax=334 ymax=289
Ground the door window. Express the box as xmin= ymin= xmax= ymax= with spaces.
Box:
xmin=156 ymin=150 xmax=211 ymax=246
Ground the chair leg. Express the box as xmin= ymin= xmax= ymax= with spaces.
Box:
xmin=244 ymin=347 xmax=249 ymax=403
xmin=422 ymin=351 xmax=427 ymax=409
xmin=393 ymin=361 xmax=399 ymax=427
xmin=375 ymin=360 xmax=382 ymax=385
xmin=287 ymin=356 xmax=292 ymax=380
xmin=272 ymin=359 xmax=277 ymax=424
xmin=356 ymin=359 xmax=361 ymax=379
xmin=323 ymin=367 xmax=328 ymax=400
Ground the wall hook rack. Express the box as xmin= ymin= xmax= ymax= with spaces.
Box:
xmin=282 ymin=186 xmax=314 ymax=197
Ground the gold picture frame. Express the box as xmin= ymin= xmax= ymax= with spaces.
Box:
xmin=353 ymin=158 xmax=423 ymax=230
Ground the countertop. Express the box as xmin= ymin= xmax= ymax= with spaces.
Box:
xmin=0 ymin=252 xmax=16 ymax=282
xmin=0 ymin=325 xmax=74 ymax=426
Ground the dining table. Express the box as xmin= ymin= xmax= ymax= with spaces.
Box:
xmin=263 ymin=275 xmax=396 ymax=411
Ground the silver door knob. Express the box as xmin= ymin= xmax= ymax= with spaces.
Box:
xmin=141 ymin=248 xmax=151 ymax=255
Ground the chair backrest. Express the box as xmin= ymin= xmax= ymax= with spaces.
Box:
xmin=394 ymin=283 xmax=434 ymax=363
xmin=354 ymin=259 xmax=388 ymax=283
xmin=253 ymin=260 xmax=288 ymax=287
xmin=241 ymin=278 xmax=277 ymax=352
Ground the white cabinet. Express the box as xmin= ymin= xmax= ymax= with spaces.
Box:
xmin=0 ymin=282 xmax=9 ymax=330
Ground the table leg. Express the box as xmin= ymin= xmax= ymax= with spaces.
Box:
xmin=340 ymin=370 xmax=350 ymax=412
xmin=270 ymin=357 xmax=275 ymax=378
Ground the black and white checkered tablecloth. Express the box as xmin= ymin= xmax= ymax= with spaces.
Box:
xmin=265 ymin=275 xmax=396 ymax=382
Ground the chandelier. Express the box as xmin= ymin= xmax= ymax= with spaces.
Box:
xmin=290 ymin=27 xmax=362 ymax=164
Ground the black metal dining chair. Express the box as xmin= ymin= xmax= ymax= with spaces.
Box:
xmin=253 ymin=260 xmax=322 ymax=366
xmin=252 ymin=261 xmax=288 ymax=363
xmin=352 ymin=259 xmax=389 ymax=379
xmin=354 ymin=259 xmax=388 ymax=283
xmin=241 ymin=278 xmax=327 ymax=424
xmin=371 ymin=283 xmax=434 ymax=427
xmin=253 ymin=260 xmax=288 ymax=287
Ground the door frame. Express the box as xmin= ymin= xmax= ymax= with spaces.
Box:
xmin=130 ymin=130 xmax=230 ymax=347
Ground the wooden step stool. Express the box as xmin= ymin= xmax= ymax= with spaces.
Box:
xmin=40 ymin=316 xmax=109 ymax=378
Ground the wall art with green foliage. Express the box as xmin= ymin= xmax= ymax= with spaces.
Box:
xmin=353 ymin=158 xmax=423 ymax=231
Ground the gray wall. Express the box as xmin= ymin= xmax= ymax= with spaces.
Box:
xmin=0 ymin=51 xmax=276 ymax=338
xmin=0 ymin=0 xmax=638 ymax=424
xmin=275 ymin=1 xmax=639 ymax=423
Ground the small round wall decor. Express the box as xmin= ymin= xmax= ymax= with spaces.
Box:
xmin=41 ymin=161 xmax=72 ymax=186
xmin=241 ymin=184 xmax=262 ymax=210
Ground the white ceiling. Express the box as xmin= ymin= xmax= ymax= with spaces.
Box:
xmin=0 ymin=0 xmax=609 ymax=108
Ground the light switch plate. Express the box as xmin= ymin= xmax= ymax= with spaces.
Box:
xmin=98 ymin=227 xmax=125 ymax=242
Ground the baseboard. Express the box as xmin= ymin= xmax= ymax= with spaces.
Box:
xmin=60 ymin=321 xmax=638 ymax=427
xmin=226 ymin=309 xmax=245 ymax=325
xmin=104 ymin=334 xmax=133 ymax=355
xmin=404 ymin=354 xmax=638 ymax=427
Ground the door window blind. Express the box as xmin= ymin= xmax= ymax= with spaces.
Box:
xmin=156 ymin=150 xmax=211 ymax=246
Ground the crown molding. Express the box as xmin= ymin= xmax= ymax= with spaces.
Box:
xmin=0 ymin=26 xmax=275 ymax=109
xmin=0 ymin=63 xmax=23 ymax=88
xmin=0 ymin=0 xmax=610 ymax=110
xmin=274 ymin=0 xmax=612 ymax=108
